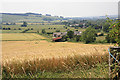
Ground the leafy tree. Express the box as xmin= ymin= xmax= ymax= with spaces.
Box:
xmin=67 ymin=30 xmax=74 ymax=39
xmin=62 ymin=35 xmax=69 ymax=42
xmin=8 ymin=28 xmax=11 ymax=30
xmin=21 ymin=21 xmax=27 ymax=27
xmin=81 ymin=27 xmax=97 ymax=44
xmin=75 ymin=35 xmax=81 ymax=42
xmin=106 ymin=17 xmax=120 ymax=46
xmin=79 ymin=24 xmax=83 ymax=28
xmin=6 ymin=23 xmax=9 ymax=25
xmin=106 ymin=34 xmax=116 ymax=43
xmin=42 ymin=29 xmax=46 ymax=34
xmin=103 ymin=23 xmax=110 ymax=32
xmin=23 ymin=21 xmax=27 ymax=26
xmin=93 ymin=24 xmax=100 ymax=29
xmin=37 ymin=30 xmax=39 ymax=33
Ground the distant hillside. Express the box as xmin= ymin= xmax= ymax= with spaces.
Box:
xmin=0 ymin=13 xmax=64 ymax=23
xmin=68 ymin=15 xmax=117 ymax=20
xmin=0 ymin=13 xmax=117 ymax=23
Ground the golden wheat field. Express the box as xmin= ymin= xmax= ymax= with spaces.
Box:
xmin=1 ymin=33 xmax=47 ymax=41
xmin=1 ymin=33 xmax=112 ymax=76
xmin=2 ymin=40 xmax=112 ymax=76
xmin=2 ymin=40 xmax=111 ymax=62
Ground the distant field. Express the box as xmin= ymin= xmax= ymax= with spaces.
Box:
xmin=2 ymin=30 xmax=24 ymax=33
xmin=1 ymin=33 xmax=47 ymax=41
xmin=96 ymin=36 xmax=106 ymax=41
xmin=2 ymin=13 xmax=63 ymax=23
xmin=2 ymin=24 xmax=85 ymax=33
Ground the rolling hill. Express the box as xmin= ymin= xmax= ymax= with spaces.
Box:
xmin=0 ymin=13 xmax=64 ymax=23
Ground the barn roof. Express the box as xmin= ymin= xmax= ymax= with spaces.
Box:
xmin=53 ymin=37 xmax=62 ymax=41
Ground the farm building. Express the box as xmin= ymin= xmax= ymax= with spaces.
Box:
xmin=74 ymin=31 xmax=82 ymax=35
xmin=52 ymin=37 xmax=62 ymax=42
xmin=53 ymin=32 xmax=67 ymax=37
xmin=53 ymin=31 xmax=82 ymax=37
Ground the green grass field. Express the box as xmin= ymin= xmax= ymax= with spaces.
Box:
xmin=2 ymin=13 xmax=63 ymax=23
xmin=1 ymin=24 xmax=86 ymax=33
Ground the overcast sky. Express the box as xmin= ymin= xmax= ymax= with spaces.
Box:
xmin=0 ymin=0 xmax=119 ymax=17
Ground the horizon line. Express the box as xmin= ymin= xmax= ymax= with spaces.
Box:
xmin=0 ymin=12 xmax=118 ymax=18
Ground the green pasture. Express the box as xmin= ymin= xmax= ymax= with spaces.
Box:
xmin=1 ymin=24 xmax=85 ymax=33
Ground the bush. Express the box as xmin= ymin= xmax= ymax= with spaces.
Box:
xmin=21 ymin=29 xmax=29 ymax=33
xmin=56 ymin=30 xmax=60 ymax=32
xmin=42 ymin=29 xmax=46 ymax=34
xmin=47 ymin=32 xmax=53 ymax=34
xmin=76 ymin=30 xmax=78 ymax=31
